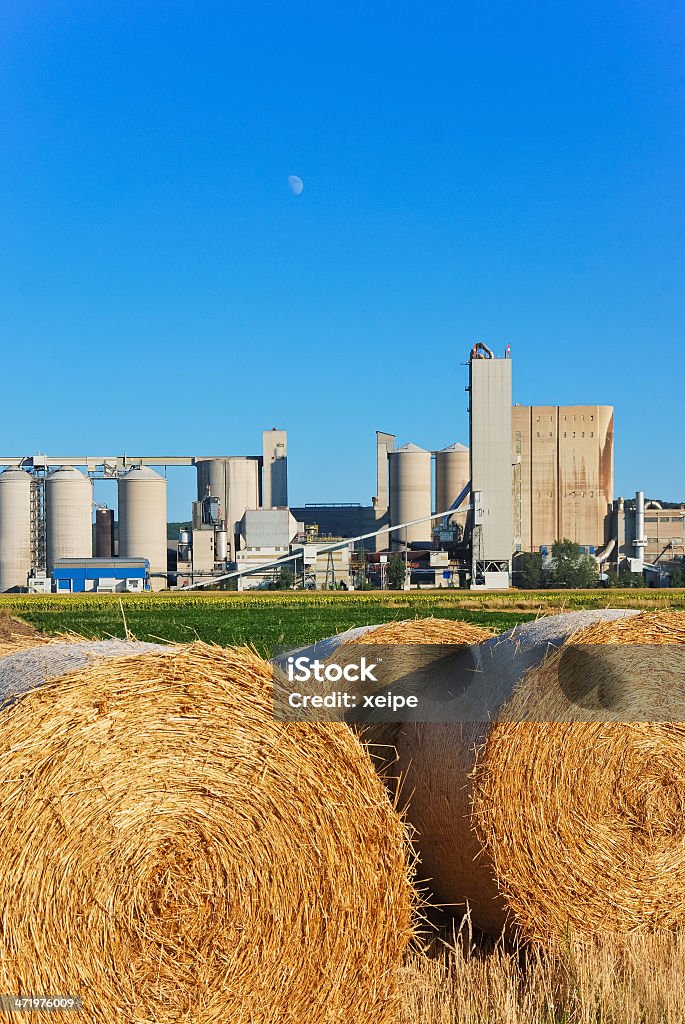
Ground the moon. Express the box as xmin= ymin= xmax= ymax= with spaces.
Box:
xmin=288 ymin=175 xmax=304 ymax=196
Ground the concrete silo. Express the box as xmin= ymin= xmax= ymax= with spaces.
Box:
xmin=0 ymin=467 xmax=32 ymax=592
xmin=435 ymin=442 xmax=470 ymax=525
xmin=118 ymin=466 xmax=167 ymax=590
xmin=46 ymin=466 xmax=93 ymax=572
xmin=388 ymin=443 xmax=432 ymax=549
xmin=196 ymin=459 xmax=228 ymax=520
xmin=196 ymin=457 xmax=260 ymax=558
xmin=226 ymin=458 xmax=260 ymax=543
xmin=95 ymin=508 xmax=115 ymax=558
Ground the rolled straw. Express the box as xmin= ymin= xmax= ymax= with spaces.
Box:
xmin=396 ymin=609 xmax=685 ymax=938
xmin=0 ymin=640 xmax=414 ymax=1023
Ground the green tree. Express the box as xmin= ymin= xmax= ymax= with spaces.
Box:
xmin=617 ymin=566 xmax=646 ymax=588
xmin=387 ymin=553 xmax=407 ymax=590
xmin=271 ymin=567 xmax=295 ymax=590
xmin=667 ymin=566 xmax=685 ymax=588
xmin=518 ymin=552 xmax=545 ymax=589
xmin=549 ymin=539 xmax=599 ymax=589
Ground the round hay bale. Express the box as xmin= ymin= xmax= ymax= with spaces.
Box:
xmin=349 ymin=618 xmax=495 ymax=646
xmin=395 ymin=609 xmax=685 ymax=938
xmin=0 ymin=640 xmax=414 ymax=1023
xmin=344 ymin=619 xmax=494 ymax=775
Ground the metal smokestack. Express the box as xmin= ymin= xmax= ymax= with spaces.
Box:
xmin=634 ymin=490 xmax=646 ymax=559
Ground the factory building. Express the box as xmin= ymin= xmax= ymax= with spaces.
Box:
xmin=469 ymin=347 xmax=513 ymax=588
xmin=512 ymin=405 xmax=614 ymax=553
xmin=51 ymin=558 xmax=148 ymax=594
xmin=296 ymin=350 xmax=618 ymax=589
xmin=0 ymin=428 xmax=288 ymax=593
xmin=613 ymin=493 xmax=685 ymax=577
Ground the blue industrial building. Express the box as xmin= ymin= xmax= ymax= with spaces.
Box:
xmin=52 ymin=558 xmax=149 ymax=593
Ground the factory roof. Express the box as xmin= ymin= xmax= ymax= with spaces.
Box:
xmin=440 ymin=442 xmax=469 ymax=452
xmin=392 ymin=443 xmax=430 ymax=454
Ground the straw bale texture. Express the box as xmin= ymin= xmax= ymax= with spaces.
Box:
xmin=349 ymin=618 xmax=495 ymax=647
xmin=344 ymin=619 xmax=494 ymax=776
xmin=0 ymin=640 xmax=414 ymax=1024
xmin=395 ymin=609 xmax=685 ymax=938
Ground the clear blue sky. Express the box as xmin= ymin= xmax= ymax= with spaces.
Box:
xmin=1 ymin=1 xmax=683 ymax=519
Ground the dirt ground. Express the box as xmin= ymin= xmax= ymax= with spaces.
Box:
xmin=0 ymin=611 xmax=40 ymax=644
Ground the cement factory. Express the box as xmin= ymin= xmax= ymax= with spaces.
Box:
xmin=0 ymin=346 xmax=682 ymax=593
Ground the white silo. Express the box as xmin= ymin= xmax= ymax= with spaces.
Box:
xmin=388 ymin=443 xmax=432 ymax=549
xmin=0 ymin=467 xmax=32 ymax=592
xmin=196 ymin=458 xmax=260 ymax=558
xmin=118 ymin=466 xmax=167 ymax=591
xmin=46 ymin=466 xmax=93 ymax=572
xmin=226 ymin=458 xmax=260 ymax=542
xmin=196 ymin=459 xmax=228 ymax=519
xmin=435 ymin=442 xmax=470 ymax=524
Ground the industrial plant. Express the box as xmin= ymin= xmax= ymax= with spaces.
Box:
xmin=0 ymin=346 xmax=682 ymax=593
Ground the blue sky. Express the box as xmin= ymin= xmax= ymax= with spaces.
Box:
xmin=1 ymin=0 xmax=683 ymax=519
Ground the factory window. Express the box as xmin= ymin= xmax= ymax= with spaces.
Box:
xmin=536 ymin=431 xmax=540 ymax=437
xmin=581 ymin=432 xmax=585 ymax=437
xmin=648 ymin=537 xmax=658 ymax=544
xmin=590 ymin=432 xmax=594 ymax=437
xmin=563 ymin=431 xmax=567 ymax=438
xmin=645 ymin=517 xmax=658 ymax=523
xmin=536 ymin=416 xmax=540 ymax=423
xmin=572 ymin=431 xmax=576 ymax=438
xmin=590 ymin=414 xmax=594 ymax=421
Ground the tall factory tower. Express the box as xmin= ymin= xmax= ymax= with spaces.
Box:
xmin=468 ymin=343 xmax=513 ymax=588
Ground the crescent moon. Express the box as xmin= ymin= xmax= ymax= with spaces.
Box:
xmin=288 ymin=175 xmax=304 ymax=195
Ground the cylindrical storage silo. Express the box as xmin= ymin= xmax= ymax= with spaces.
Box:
xmin=215 ymin=529 xmax=228 ymax=562
xmin=118 ymin=466 xmax=167 ymax=591
xmin=435 ymin=442 xmax=470 ymax=526
xmin=226 ymin=458 xmax=260 ymax=541
xmin=95 ymin=508 xmax=115 ymax=558
xmin=388 ymin=444 xmax=432 ymax=549
xmin=0 ymin=467 xmax=33 ymax=592
xmin=46 ymin=467 xmax=93 ymax=572
xmin=178 ymin=528 xmax=192 ymax=563
xmin=196 ymin=459 xmax=228 ymax=522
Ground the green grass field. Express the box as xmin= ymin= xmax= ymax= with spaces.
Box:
xmin=1 ymin=589 xmax=682 ymax=656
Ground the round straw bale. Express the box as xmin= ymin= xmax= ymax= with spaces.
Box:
xmin=349 ymin=618 xmax=495 ymax=647
xmin=343 ymin=619 xmax=494 ymax=775
xmin=0 ymin=640 xmax=414 ymax=1023
xmin=394 ymin=609 xmax=685 ymax=938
